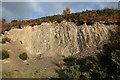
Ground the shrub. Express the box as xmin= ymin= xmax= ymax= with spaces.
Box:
xmin=0 ymin=50 xmax=9 ymax=60
xmin=11 ymin=20 xmax=18 ymax=23
xmin=63 ymin=56 xmax=75 ymax=64
xmin=86 ymin=20 xmax=94 ymax=25
xmin=29 ymin=23 xmax=35 ymax=27
xmin=96 ymin=9 xmax=118 ymax=16
xmin=63 ymin=64 xmax=81 ymax=79
xmin=57 ymin=19 xmax=62 ymax=23
xmin=103 ymin=43 xmax=114 ymax=53
xmin=19 ymin=52 xmax=28 ymax=60
xmin=60 ymin=53 xmax=120 ymax=79
xmin=37 ymin=21 xmax=42 ymax=25
xmin=1 ymin=37 xmax=11 ymax=44
xmin=111 ymin=50 xmax=120 ymax=66
xmin=75 ymin=21 xmax=84 ymax=26
xmin=16 ymin=25 xmax=22 ymax=29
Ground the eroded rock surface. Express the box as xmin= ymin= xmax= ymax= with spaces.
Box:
xmin=4 ymin=21 xmax=117 ymax=57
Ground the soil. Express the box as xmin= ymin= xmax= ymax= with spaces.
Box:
xmin=1 ymin=41 xmax=64 ymax=78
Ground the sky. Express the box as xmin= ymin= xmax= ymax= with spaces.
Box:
xmin=0 ymin=1 xmax=119 ymax=22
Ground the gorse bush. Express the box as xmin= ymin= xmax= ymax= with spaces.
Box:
xmin=63 ymin=56 xmax=75 ymax=63
xmin=1 ymin=37 xmax=11 ymax=44
xmin=0 ymin=50 xmax=9 ymax=60
xmin=86 ymin=20 xmax=94 ymax=25
xmin=63 ymin=64 xmax=81 ymax=79
xmin=63 ymin=56 xmax=76 ymax=66
xmin=60 ymin=52 xmax=120 ymax=79
xmin=97 ymin=8 xmax=118 ymax=15
xmin=19 ymin=52 xmax=28 ymax=60
xmin=111 ymin=50 xmax=120 ymax=66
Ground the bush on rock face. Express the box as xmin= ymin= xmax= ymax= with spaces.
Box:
xmin=19 ymin=52 xmax=28 ymax=60
xmin=0 ymin=50 xmax=9 ymax=60
xmin=1 ymin=37 xmax=11 ymax=44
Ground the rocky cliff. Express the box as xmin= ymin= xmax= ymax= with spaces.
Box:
xmin=3 ymin=21 xmax=118 ymax=57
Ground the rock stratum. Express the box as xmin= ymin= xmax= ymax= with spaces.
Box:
xmin=3 ymin=21 xmax=118 ymax=57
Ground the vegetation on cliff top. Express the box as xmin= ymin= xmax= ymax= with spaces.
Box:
xmin=1 ymin=8 xmax=120 ymax=33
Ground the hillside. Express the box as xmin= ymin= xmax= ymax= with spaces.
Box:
xmin=1 ymin=9 xmax=120 ymax=78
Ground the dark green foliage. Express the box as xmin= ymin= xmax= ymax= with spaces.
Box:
xmin=0 ymin=50 xmax=9 ymax=60
xmin=103 ymin=43 xmax=114 ymax=53
xmin=1 ymin=37 xmax=11 ymax=44
xmin=86 ymin=20 xmax=94 ymax=25
xmin=57 ymin=19 xmax=62 ymax=23
xmin=11 ymin=20 xmax=18 ymax=23
xmin=19 ymin=52 xmax=28 ymax=60
xmin=60 ymin=52 xmax=120 ymax=79
xmin=111 ymin=50 xmax=120 ymax=66
xmin=63 ymin=56 xmax=75 ymax=66
xmin=115 ymin=22 xmax=120 ymax=25
xmin=16 ymin=25 xmax=22 ymax=29
xmin=103 ymin=22 xmax=111 ymax=25
xmin=42 ymin=19 xmax=50 ymax=22
xmin=97 ymin=9 xmax=118 ymax=15
xmin=29 ymin=23 xmax=35 ymax=27
xmin=63 ymin=64 xmax=81 ymax=79
xmin=75 ymin=21 xmax=84 ymax=26
xmin=64 ymin=56 xmax=75 ymax=63
xmin=37 ymin=21 xmax=42 ymax=25
xmin=40 ymin=9 xmax=118 ymax=26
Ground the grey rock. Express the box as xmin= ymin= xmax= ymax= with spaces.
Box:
xmin=5 ymin=21 xmax=118 ymax=57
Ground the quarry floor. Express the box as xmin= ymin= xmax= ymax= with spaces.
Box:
xmin=1 ymin=41 xmax=63 ymax=78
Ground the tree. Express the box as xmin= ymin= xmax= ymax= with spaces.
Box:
xmin=63 ymin=8 xmax=71 ymax=15
xmin=11 ymin=20 xmax=18 ymax=23
xmin=2 ymin=18 xmax=6 ymax=23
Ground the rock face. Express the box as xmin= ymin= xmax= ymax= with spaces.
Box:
xmin=4 ymin=21 xmax=118 ymax=57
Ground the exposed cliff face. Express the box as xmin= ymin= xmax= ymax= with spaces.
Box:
xmin=4 ymin=21 xmax=118 ymax=57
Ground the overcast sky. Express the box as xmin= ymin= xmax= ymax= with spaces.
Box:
xmin=1 ymin=1 xmax=119 ymax=22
